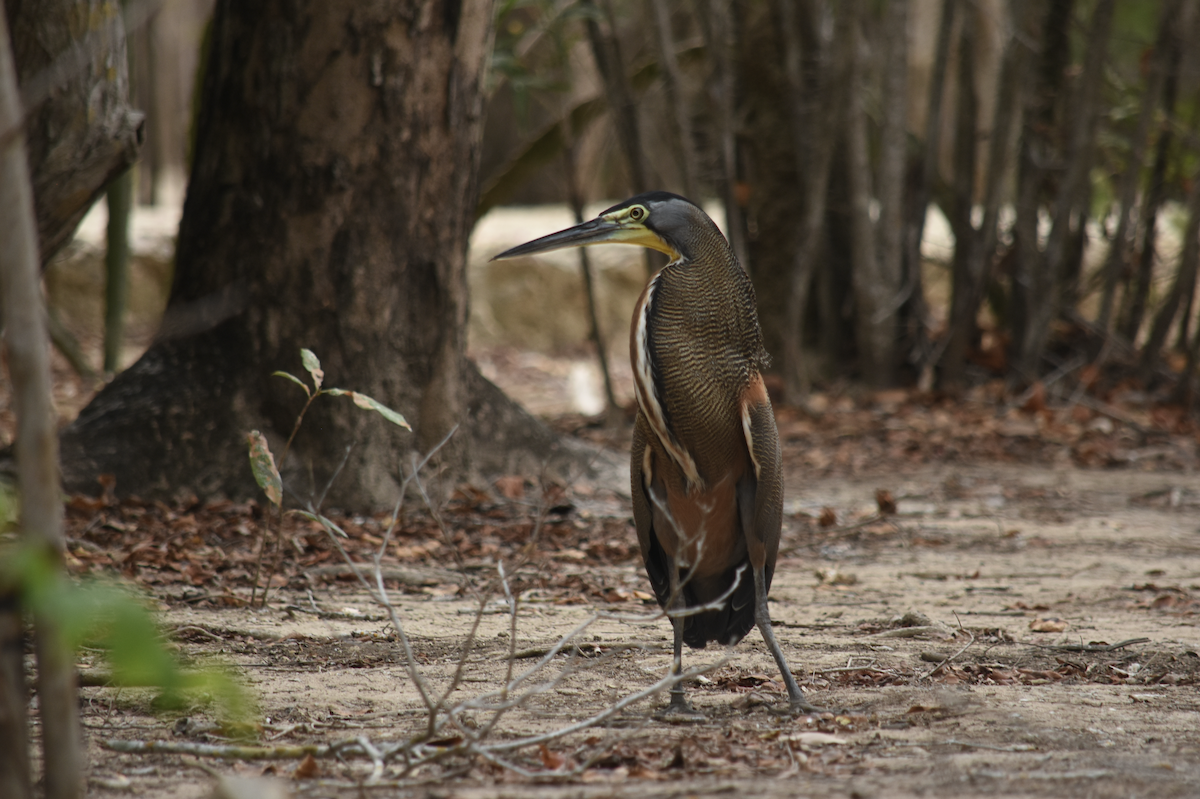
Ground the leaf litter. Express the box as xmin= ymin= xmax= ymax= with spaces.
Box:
xmin=10 ymin=355 xmax=1200 ymax=796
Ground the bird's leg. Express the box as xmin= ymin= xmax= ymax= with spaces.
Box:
xmin=753 ymin=564 xmax=826 ymax=715
xmin=663 ymin=559 xmax=698 ymax=717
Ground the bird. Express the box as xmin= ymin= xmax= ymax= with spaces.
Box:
xmin=492 ymin=191 xmax=819 ymax=716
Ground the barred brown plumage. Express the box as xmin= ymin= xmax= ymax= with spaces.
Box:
xmin=492 ymin=192 xmax=822 ymax=716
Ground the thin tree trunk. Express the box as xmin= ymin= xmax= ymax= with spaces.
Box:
xmin=0 ymin=591 xmax=30 ymax=799
xmin=1017 ymin=0 xmax=1112 ymax=376
xmin=780 ymin=0 xmax=850 ymax=401
xmin=649 ymin=0 xmax=697 ymax=199
xmin=562 ymin=123 xmax=618 ymax=420
xmin=845 ymin=1 xmax=884 ymax=385
xmin=0 ymin=19 xmax=33 ymax=768
xmin=1121 ymin=14 xmax=1181 ymax=343
xmin=0 ymin=9 xmax=81 ymax=797
xmin=942 ymin=5 xmax=980 ymax=387
xmin=866 ymin=0 xmax=908 ymax=387
xmin=903 ymin=0 xmax=955 ymax=385
xmin=581 ymin=0 xmax=654 ymax=277
xmin=104 ymin=168 xmax=132 ymax=374
xmin=1096 ymin=0 xmax=1175 ymax=333
xmin=942 ymin=0 xmax=1024 ymax=386
xmin=1010 ymin=0 xmax=1074 ymax=380
xmin=1140 ymin=138 xmax=1200 ymax=379
xmin=697 ymin=0 xmax=748 ymax=269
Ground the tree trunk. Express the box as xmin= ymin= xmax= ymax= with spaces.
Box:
xmin=4 ymin=0 xmax=143 ymax=265
xmin=1140 ymin=129 xmax=1200 ymax=379
xmin=867 ymin=0 xmax=908 ymax=388
xmin=1095 ymin=0 xmax=1175 ymax=334
xmin=59 ymin=0 xmax=567 ymax=509
xmin=697 ymin=0 xmax=749 ymax=270
xmin=0 ymin=15 xmax=37 ymax=798
xmin=1010 ymin=0 xmax=1074 ymax=380
xmin=942 ymin=5 xmax=980 ymax=388
xmin=104 ymin=169 xmax=132 ymax=374
xmin=1120 ymin=5 xmax=1181 ymax=344
xmin=649 ymin=0 xmax=697 ymax=200
xmin=843 ymin=0 xmax=888 ymax=386
xmin=903 ymin=0 xmax=954 ymax=384
xmin=0 ymin=8 xmax=82 ymax=796
xmin=779 ymin=0 xmax=851 ymax=400
xmin=941 ymin=0 xmax=1025 ymax=386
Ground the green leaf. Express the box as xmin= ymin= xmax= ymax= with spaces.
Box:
xmin=246 ymin=431 xmax=282 ymax=507
xmin=347 ymin=391 xmax=411 ymax=429
xmin=272 ymin=370 xmax=310 ymax=396
xmin=300 ymin=348 xmax=324 ymax=390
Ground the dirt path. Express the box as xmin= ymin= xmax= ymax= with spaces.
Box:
xmin=76 ymin=461 xmax=1200 ymax=798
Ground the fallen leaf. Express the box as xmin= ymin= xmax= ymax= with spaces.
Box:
xmin=538 ymin=744 xmax=566 ymax=770
xmin=292 ymin=753 xmax=319 ymax=779
xmin=875 ymin=488 xmax=897 ymax=515
xmin=1030 ymin=617 xmax=1068 ymax=633
xmin=818 ymin=507 xmax=838 ymax=528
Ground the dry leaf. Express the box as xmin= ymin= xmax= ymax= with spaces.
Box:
xmin=1030 ymin=617 xmax=1068 ymax=633
xmin=292 ymin=753 xmax=319 ymax=779
xmin=538 ymin=744 xmax=566 ymax=770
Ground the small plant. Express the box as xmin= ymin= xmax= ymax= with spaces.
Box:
xmin=247 ymin=348 xmax=410 ymax=606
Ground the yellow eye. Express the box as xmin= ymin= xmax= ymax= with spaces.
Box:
xmin=629 ymin=205 xmax=646 ymax=221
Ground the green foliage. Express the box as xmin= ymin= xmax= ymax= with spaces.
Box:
xmin=0 ymin=538 xmax=256 ymax=736
xmin=251 ymin=347 xmax=411 ymax=515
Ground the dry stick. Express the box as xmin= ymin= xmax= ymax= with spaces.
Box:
xmin=918 ymin=629 xmax=976 ymax=681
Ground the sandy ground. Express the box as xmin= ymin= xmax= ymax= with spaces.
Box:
xmin=75 ymin=460 xmax=1200 ymax=798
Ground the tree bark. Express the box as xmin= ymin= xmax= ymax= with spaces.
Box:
xmin=4 ymin=0 xmax=143 ymax=265
xmin=59 ymin=0 xmax=569 ymax=509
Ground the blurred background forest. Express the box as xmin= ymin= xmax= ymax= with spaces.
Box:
xmin=41 ymin=0 xmax=1200 ymax=416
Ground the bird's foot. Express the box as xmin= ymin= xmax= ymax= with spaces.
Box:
xmin=656 ymin=692 xmax=705 ymax=723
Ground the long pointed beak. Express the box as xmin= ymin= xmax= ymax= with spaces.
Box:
xmin=490 ymin=217 xmax=625 ymax=261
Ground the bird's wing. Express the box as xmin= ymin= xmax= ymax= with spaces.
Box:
xmin=738 ymin=377 xmax=784 ymax=591
xmin=631 ymin=413 xmax=671 ymax=610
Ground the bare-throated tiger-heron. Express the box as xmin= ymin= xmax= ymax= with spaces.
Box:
xmin=492 ymin=192 xmax=821 ymax=716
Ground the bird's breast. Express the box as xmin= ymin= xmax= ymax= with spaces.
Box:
xmin=630 ymin=263 xmax=761 ymax=491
